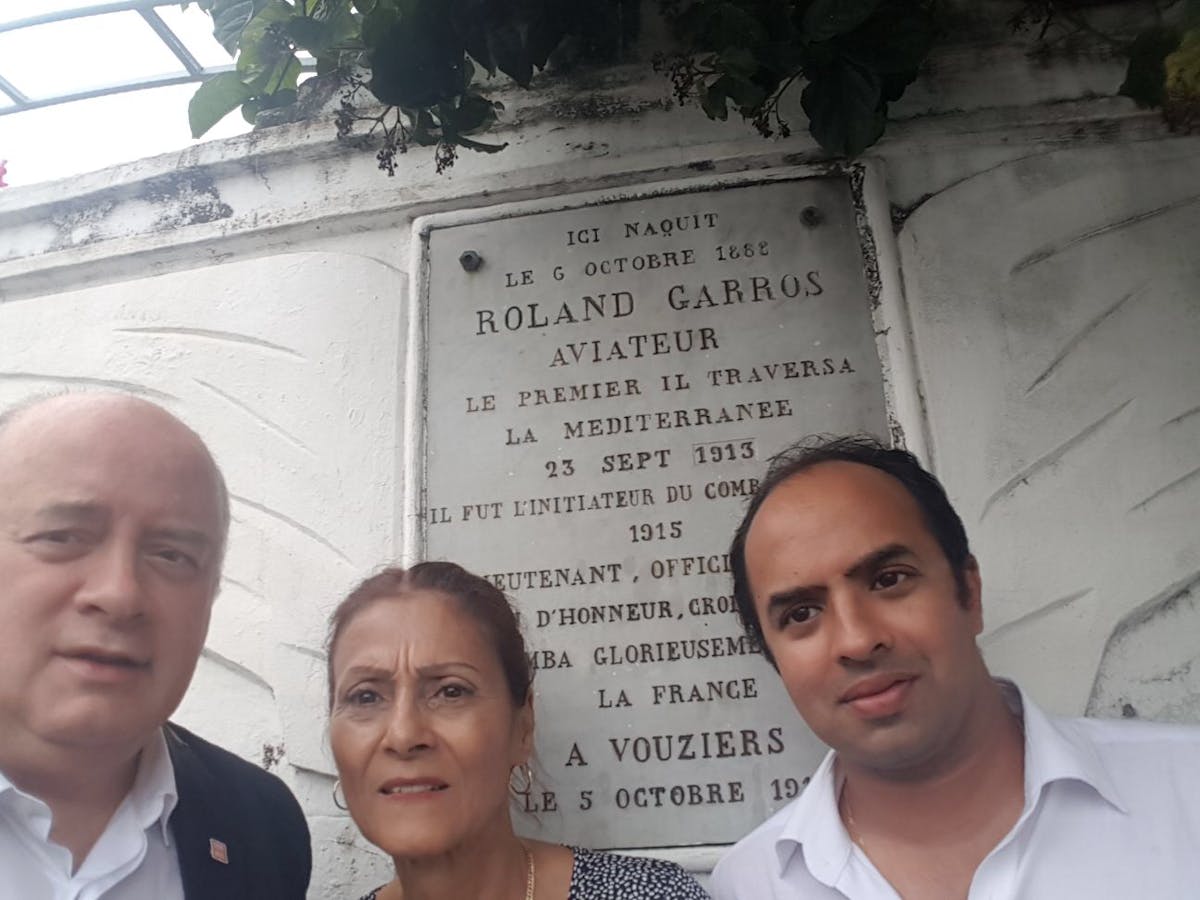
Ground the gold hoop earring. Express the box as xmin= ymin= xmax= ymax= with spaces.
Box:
xmin=332 ymin=778 xmax=349 ymax=811
xmin=509 ymin=762 xmax=534 ymax=796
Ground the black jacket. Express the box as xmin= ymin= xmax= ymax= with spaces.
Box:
xmin=165 ymin=723 xmax=311 ymax=900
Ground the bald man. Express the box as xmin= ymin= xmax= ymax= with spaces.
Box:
xmin=0 ymin=394 xmax=310 ymax=899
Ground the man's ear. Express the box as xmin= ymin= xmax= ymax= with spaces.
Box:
xmin=962 ymin=554 xmax=983 ymax=635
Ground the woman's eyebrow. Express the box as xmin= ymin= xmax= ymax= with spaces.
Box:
xmin=418 ymin=662 xmax=483 ymax=677
xmin=337 ymin=664 xmax=393 ymax=683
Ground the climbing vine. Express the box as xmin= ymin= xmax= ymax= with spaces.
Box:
xmin=187 ymin=0 xmax=642 ymax=173
xmin=652 ymin=1 xmax=938 ymax=156
xmin=186 ymin=0 xmax=1199 ymax=175
xmin=1011 ymin=0 xmax=1200 ymax=133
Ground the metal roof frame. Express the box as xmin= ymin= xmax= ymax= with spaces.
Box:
xmin=0 ymin=1 xmax=241 ymax=116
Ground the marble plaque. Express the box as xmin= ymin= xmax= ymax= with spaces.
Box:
xmin=419 ymin=174 xmax=889 ymax=848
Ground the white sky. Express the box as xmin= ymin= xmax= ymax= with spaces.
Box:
xmin=0 ymin=3 xmax=253 ymax=188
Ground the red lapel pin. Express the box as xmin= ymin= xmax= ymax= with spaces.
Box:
xmin=209 ymin=838 xmax=229 ymax=864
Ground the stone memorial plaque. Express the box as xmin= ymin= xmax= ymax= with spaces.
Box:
xmin=419 ymin=173 xmax=890 ymax=848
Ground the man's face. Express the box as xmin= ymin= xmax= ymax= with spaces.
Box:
xmin=745 ymin=461 xmax=987 ymax=777
xmin=0 ymin=398 xmax=224 ymax=757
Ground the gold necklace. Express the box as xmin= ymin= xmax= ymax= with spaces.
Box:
xmin=523 ymin=844 xmax=536 ymax=900
xmin=839 ymin=782 xmax=867 ymax=852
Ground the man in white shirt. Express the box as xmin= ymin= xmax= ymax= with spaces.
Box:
xmin=710 ymin=435 xmax=1200 ymax=900
xmin=0 ymin=393 xmax=310 ymax=899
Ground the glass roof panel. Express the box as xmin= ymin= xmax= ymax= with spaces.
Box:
xmin=0 ymin=11 xmax=186 ymax=100
xmin=0 ymin=2 xmax=319 ymax=187
xmin=154 ymin=5 xmax=235 ymax=70
xmin=0 ymin=1 xmax=97 ymax=27
xmin=0 ymin=81 xmax=252 ymax=188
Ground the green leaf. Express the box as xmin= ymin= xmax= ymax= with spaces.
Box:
xmin=838 ymin=0 xmax=937 ymax=75
xmin=525 ymin=13 xmax=568 ymax=70
xmin=449 ymin=92 xmax=499 ymax=134
xmin=315 ymin=50 xmax=348 ymax=75
xmin=758 ymin=38 xmax=807 ymax=76
xmin=670 ymin=1 xmax=765 ymax=49
xmin=239 ymin=84 xmax=297 ymax=125
xmin=489 ymin=21 xmax=533 ymax=88
xmin=707 ymin=4 xmax=769 ymax=48
xmin=804 ymin=0 xmax=882 ymax=44
xmin=205 ymin=0 xmax=269 ymax=54
xmin=456 ymin=134 xmax=508 ymax=153
xmin=262 ymin=86 xmax=298 ymax=108
xmin=723 ymin=73 xmax=768 ymax=111
xmin=670 ymin=1 xmax=714 ymax=38
xmin=360 ymin=3 xmax=399 ymax=46
xmin=189 ymin=70 xmax=253 ymax=137
xmin=801 ymin=38 xmax=838 ymax=70
xmin=240 ymin=0 xmax=294 ymax=48
xmin=459 ymin=19 xmax=495 ymax=75
xmin=238 ymin=42 xmax=298 ymax=92
xmin=409 ymin=107 xmax=440 ymax=145
xmin=802 ymin=60 xmax=886 ymax=156
xmin=368 ymin=11 xmax=466 ymax=107
xmin=235 ymin=1 xmax=295 ymax=81
xmin=286 ymin=15 xmax=331 ymax=52
xmin=1166 ymin=29 xmax=1200 ymax=95
xmin=235 ymin=2 xmax=304 ymax=94
xmin=1119 ymin=26 xmax=1182 ymax=108
xmin=272 ymin=55 xmax=303 ymax=92
xmin=287 ymin=2 xmax=360 ymax=55
xmin=1164 ymin=28 xmax=1200 ymax=130
xmin=700 ymin=79 xmax=730 ymax=120
xmin=719 ymin=46 xmax=757 ymax=77
xmin=879 ymin=68 xmax=919 ymax=103
xmin=240 ymin=95 xmax=263 ymax=123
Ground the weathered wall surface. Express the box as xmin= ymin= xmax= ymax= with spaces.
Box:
xmin=1 ymin=9 xmax=1198 ymax=897
xmin=898 ymin=142 xmax=1200 ymax=720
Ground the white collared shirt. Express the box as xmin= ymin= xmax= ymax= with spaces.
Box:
xmin=0 ymin=730 xmax=184 ymax=900
xmin=710 ymin=683 xmax=1200 ymax=899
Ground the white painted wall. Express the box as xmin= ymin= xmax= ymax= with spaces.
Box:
xmin=1 ymin=14 xmax=1198 ymax=898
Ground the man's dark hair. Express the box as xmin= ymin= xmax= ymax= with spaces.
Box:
xmin=729 ymin=434 xmax=972 ymax=667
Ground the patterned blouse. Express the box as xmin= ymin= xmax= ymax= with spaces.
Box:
xmin=358 ymin=846 xmax=710 ymax=899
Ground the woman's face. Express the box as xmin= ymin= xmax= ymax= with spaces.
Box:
xmin=329 ymin=590 xmax=532 ymax=858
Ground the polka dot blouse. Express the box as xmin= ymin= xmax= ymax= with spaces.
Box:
xmin=358 ymin=846 xmax=710 ymax=899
